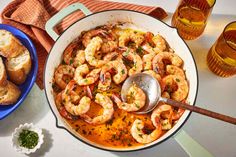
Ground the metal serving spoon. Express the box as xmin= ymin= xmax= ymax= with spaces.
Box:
xmin=121 ymin=73 xmax=236 ymax=125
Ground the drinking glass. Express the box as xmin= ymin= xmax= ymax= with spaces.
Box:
xmin=171 ymin=0 xmax=216 ymax=40
xmin=207 ymin=21 xmax=236 ymax=77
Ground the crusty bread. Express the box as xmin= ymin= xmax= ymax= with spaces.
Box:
xmin=0 ymin=57 xmax=7 ymax=86
xmin=0 ymin=81 xmax=21 ymax=105
xmin=5 ymin=48 xmax=32 ymax=85
xmin=0 ymin=30 xmax=25 ymax=58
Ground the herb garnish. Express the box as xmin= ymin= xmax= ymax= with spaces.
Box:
xmin=18 ymin=129 xmax=39 ymax=149
xmin=136 ymin=46 xmax=143 ymax=55
xmin=121 ymin=69 xmax=125 ymax=75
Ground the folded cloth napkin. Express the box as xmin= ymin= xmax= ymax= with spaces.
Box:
xmin=1 ymin=0 xmax=167 ymax=89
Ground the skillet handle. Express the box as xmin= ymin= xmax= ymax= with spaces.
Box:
xmin=45 ymin=3 xmax=92 ymax=41
xmin=174 ymin=130 xmax=213 ymax=157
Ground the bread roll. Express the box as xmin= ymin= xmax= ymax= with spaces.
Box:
xmin=0 ymin=57 xmax=7 ymax=86
xmin=0 ymin=81 xmax=21 ymax=105
xmin=5 ymin=48 xmax=32 ymax=85
xmin=0 ymin=30 xmax=25 ymax=58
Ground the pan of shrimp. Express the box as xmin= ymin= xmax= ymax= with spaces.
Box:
xmin=44 ymin=4 xmax=198 ymax=152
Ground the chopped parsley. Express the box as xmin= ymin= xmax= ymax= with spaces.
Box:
xmin=69 ymin=59 xmax=73 ymax=65
xmin=121 ymin=69 xmax=125 ymax=75
xmin=123 ymin=49 xmax=130 ymax=57
xmin=18 ymin=129 xmax=39 ymax=149
xmin=133 ymin=62 xmax=137 ymax=69
xmin=134 ymin=103 xmax=140 ymax=108
xmin=136 ymin=46 xmax=143 ymax=55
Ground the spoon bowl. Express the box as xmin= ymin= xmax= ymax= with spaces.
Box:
xmin=121 ymin=73 xmax=161 ymax=114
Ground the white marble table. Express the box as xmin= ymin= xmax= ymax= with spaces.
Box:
xmin=0 ymin=0 xmax=236 ymax=157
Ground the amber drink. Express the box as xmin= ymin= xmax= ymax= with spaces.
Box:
xmin=207 ymin=22 xmax=236 ymax=77
xmin=171 ymin=0 xmax=215 ymax=40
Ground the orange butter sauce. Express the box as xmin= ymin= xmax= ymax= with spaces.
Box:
xmin=66 ymin=83 xmax=161 ymax=147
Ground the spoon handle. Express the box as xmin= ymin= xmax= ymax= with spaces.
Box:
xmin=162 ymin=98 xmax=236 ymax=125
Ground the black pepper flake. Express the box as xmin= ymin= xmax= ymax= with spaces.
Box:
xmin=62 ymin=60 xmax=66 ymax=65
xmin=122 ymin=116 xmax=126 ymax=121
xmin=128 ymin=121 xmax=132 ymax=126
xmin=106 ymin=119 xmax=114 ymax=126
xmin=82 ymin=130 xmax=87 ymax=135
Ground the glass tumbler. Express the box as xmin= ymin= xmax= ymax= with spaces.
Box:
xmin=171 ymin=0 xmax=216 ymax=40
xmin=207 ymin=21 xmax=236 ymax=77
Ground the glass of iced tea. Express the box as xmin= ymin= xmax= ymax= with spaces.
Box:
xmin=207 ymin=21 xmax=236 ymax=77
xmin=171 ymin=0 xmax=216 ymax=40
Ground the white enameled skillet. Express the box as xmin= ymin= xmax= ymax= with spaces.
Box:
xmin=44 ymin=3 xmax=212 ymax=156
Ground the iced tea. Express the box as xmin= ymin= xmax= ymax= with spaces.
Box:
xmin=171 ymin=0 xmax=215 ymax=40
xmin=207 ymin=22 xmax=236 ymax=77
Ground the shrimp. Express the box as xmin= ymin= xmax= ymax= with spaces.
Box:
xmin=63 ymin=42 xmax=78 ymax=65
xmin=100 ymin=60 xmax=127 ymax=84
xmin=85 ymin=36 xmax=106 ymax=67
xmin=62 ymin=81 xmax=91 ymax=116
xmin=162 ymin=91 xmax=170 ymax=99
xmin=72 ymin=50 xmax=85 ymax=67
xmin=119 ymin=30 xmax=144 ymax=48
xmin=82 ymin=29 xmax=109 ymax=47
xmin=141 ymin=43 xmax=157 ymax=54
xmin=152 ymin=51 xmax=183 ymax=77
xmin=55 ymin=91 xmax=79 ymax=120
xmin=131 ymin=119 xmax=162 ymax=144
xmin=172 ymin=108 xmax=185 ymax=121
xmin=152 ymin=34 xmax=167 ymax=52
xmin=159 ymin=92 xmax=185 ymax=121
xmin=74 ymin=64 xmax=100 ymax=86
xmin=166 ymin=65 xmax=185 ymax=78
xmin=101 ymin=40 xmax=118 ymax=53
xmin=54 ymin=65 xmax=75 ymax=89
xmin=143 ymin=70 xmax=161 ymax=83
xmin=144 ymin=32 xmax=166 ymax=53
xmin=98 ymin=72 xmax=111 ymax=91
xmin=144 ymin=32 xmax=155 ymax=47
xmin=112 ymin=84 xmax=146 ymax=112
xmin=162 ymin=75 xmax=189 ymax=101
xmin=151 ymin=104 xmax=173 ymax=130
xmin=63 ymin=39 xmax=85 ymax=68
xmin=122 ymin=49 xmax=143 ymax=76
xmin=82 ymin=93 xmax=114 ymax=125
xmin=142 ymin=53 xmax=156 ymax=70
xmin=103 ymin=52 xmax=121 ymax=62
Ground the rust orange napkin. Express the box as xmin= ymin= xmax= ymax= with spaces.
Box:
xmin=1 ymin=0 xmax=167 ymax=89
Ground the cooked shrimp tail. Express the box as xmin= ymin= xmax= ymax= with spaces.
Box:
xmin=131 ymin=119 xmax=162 ymax=144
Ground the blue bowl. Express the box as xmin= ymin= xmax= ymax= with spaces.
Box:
xmin=0 ymin=24 xmax=38 ymax=120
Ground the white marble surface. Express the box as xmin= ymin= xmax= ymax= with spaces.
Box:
xmin=0 ymin=0 xmax=236 ymax=157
